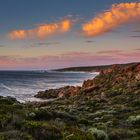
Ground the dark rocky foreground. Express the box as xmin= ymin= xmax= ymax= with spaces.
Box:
xmin=0 ymin=63 xmax=140 ymax=140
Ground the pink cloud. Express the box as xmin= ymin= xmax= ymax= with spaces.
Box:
xmin=97 ymin=50 xmax=122 ymax=54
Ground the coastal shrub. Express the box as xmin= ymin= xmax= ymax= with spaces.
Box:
xmin=108 ymin=128 xmax=137 ymax=140
xmin=28 ymin=112 xmax=36 ymax=118
xmin=87 ymin=100 xmax=97 ymax=107
xmin=24 ymin=121 xmax=63 ymax=140
xmin=0 ymin=114 xmax=11 ymax=129
xmin=64 ymin=133 xmax=95 ymax=140
xmin=111 ymin=118 xmax=119 ymax=126
xmin=134 ymin=129 xmax=140 ymax=136
xmin=132 ymin=100 xmax=140 ymax=107
xmin=93 ymin=123 xmax=107 ymax=131
xmin=54 ymin=118 xmax=66 ymax=128
xmin=127 ymin=114 xmax=140 ymax=126
xmin=107 ymin=87 xmax=126 ymax=98
xmin=63 ymin=127 xmax=95 ymax=140
xmin=24 ymin=121 xmax=42 ymax=130
xmin=130 ymin=137 xmax=140 ymax=140
xmin=13 ymin=103 xmax=24 ymax=109
xmin=27 ymin=109 xmax=52 ymax=121
xmin=78 ymin=118 xmax=90 ymax=126
xmin=0 ymin=130 xmax=33 ymax=140
xmin=0 ymin=135 xmax=5 ymax=140
xmin=0 ymin=98 xmax=14 ymax=105
xmin=91 ymin=110 xmax=107 ymax=118
xmin=88 ymin=128 xmax=109 ymax=140
xmin=36 ymin=125 xmax=62 ymax=140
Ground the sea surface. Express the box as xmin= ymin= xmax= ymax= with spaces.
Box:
xmin=0 ymin=71 xmax=97 ymax=102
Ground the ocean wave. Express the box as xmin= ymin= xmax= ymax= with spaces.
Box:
xmin=0 ymin=83 xmax=12 ymax=91
xmin=0 ymin=71 xmax=96 ymax=102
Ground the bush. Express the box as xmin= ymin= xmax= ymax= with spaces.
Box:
xmin=108 ymin=129 xmax=137 ymax=140
xmin=88 ymin=128 xmax=109 ymax=140
xmin=64 ymin=133 xmax=95 ymax=140
xmin=127 ymin=114 xmax=140 ymax=126
xmin=0 ymin=114 xmax=11 ymax=129
xmin=0 ymin=130 xmax=33 ymax=140
xmin=24 ymin=121 xmax=41 ymax=129
xmin=132 ymin=100 xmax=140 ymax=107
xmin=24 ymin=121 xmax=63 ymax=140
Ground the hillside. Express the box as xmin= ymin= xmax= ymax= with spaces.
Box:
xmin=55 ymin=62 xmax=139 ymax=72
xmin=0 ymin=62 xmax=140 ymax=140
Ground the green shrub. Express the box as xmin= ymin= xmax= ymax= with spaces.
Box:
xmin=132 ymin=100 xmax=140 ymax=107
xmin=127 ymin=114 xmax=140 ymax=126
xmin=64 ymin=133 xmax=95 ymax=140
xmin=0 ymin=131 xmax=33 ymax=140
xmin=24 ymin=121 xmax=63 ymax=140
xmin=24 ymin=121 xmax=41 ymax=129
xmin=0 ymin=114 xmax=11 ymax=128
xmin=88 ymin=128 xmax=109 ymax=140
xmin=109 ymin=129 xmax=137 ymax=140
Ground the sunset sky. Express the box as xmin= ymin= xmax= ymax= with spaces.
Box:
xmin=0 ymin=0 xmax=140 ymax=70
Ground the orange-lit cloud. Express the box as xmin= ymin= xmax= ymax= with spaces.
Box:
xmin=60 ymin=19 xmax=71 ymax=32
xmin=8 ymin=19 xmax=71 ymax=40
xmin=82 ymin=2 xmax=140 ymax=37
xmin=9 ymin=30 xmax=26 ymax=40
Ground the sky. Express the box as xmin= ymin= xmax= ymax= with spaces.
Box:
xmin=0 ymin=0 xmax=140 ymax=70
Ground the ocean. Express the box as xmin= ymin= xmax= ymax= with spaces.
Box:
xmin=0 ymin=71 xmax=97 ymax=102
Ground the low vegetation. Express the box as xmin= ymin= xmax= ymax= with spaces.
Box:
xmin=0 ymin=63 xmax=140 ymax=139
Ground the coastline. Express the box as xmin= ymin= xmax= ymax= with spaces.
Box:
xmin=0 ymin=70 xmax=97 ymax=103
xmin=55 ymin=62 xmax=139 ymax=72
xmin=0 ymin=62 xmax=140 ymax=140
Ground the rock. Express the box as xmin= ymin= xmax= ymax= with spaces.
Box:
xmin=100 ymin=65 xmax=120 ymax=75
xmin=82 ymin=79 xmax=99 ymax=93
xmin=83 ymin=85 xmax=98 ymax=93
xmin=135 ymin=73 xmax=140 ymax=80
xmin=82 ymin=79 xmax=94 ymax=88
xmin=35 ymin=86 xmax=81 ymax=99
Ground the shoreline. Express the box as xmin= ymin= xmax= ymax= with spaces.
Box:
xmin=1 ymin=62 xmax=138 ymax=103
xmin=31 ymin=71 xmax=98 ymax=103
xmin=0 ymin=70 xmax=97 ymax=103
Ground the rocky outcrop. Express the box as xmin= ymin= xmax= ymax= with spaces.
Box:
xmin=82 ymin=79 xmax=94 ymax=88
xmin=35 ymin=86 xmax=81 ymax=99
xmin=35 ymin=63 xmax=140 ymax=99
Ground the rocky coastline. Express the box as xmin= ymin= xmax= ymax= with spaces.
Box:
xmin=35 ymin=62 xmax=140 ymax=100
xmin=0 ymin=62 xmax=140 ymax=140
